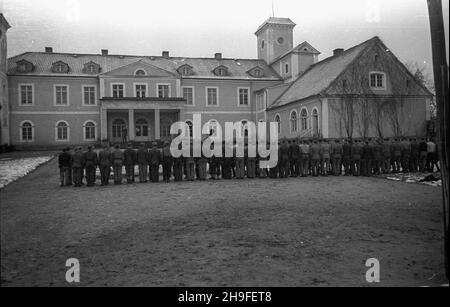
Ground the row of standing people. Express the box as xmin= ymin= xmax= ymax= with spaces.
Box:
xmin=58 ymin=137 xmax=439 ymax=186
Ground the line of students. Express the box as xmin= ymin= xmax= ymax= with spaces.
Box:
xmin=58 ymin=137 xmax=440 ymax=186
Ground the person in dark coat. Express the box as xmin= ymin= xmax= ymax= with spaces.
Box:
xmin=71 ymin=147 xmax=85 ymax=187
xmin=342 ymin=139 xmax=352 ymax=175
xmin=58 ymin=147 xmax=72 ymax=186
xmin=136 ymin=143 xmax=148 ymax=183
xmin=124 ymin=143 xmax=137 ymax=183
xmin=148 ymin=141 xmax=161 ymax=182
xmin=98 ymin=144 xmax=112 ymax=185
xmin=83 ymin=146 xmax=98 ymax=186
xmin=173 ymin=143 xmax=184 ymax=182
xmin=162 ymin=141 xmax=173 ymax=183
xmin=289 ymin=139 xmax=300 ymax=177
xmin=112 ymin=144 xmax=124 ymax=184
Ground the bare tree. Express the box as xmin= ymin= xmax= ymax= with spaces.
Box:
xmin=404 ymin=61 xmax=436 ymax=118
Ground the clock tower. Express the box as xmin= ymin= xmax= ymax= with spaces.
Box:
xmin=255 ymin=17 xmax=295 ymax=64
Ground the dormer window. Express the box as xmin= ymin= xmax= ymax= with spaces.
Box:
xmin=247 ymin=66 xmax=265 ymax=78
xmin=213 ymin=65 xmax=229 ymax=77
xmin=83 ymin=61 xmax=100 ymax=74
xmin=177 ymin=64 xmax=193 ymax=76
xmin=52 ymin=61 xmax=70 ymax=73
xmin=135 ymin=69 xmax=146 ymax=76
xmin=16 ymin=60 xmax=34 ymax=73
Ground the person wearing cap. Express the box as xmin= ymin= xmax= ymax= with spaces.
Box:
xmin=427 ymin=138 xmax=439 ymax=172
xmin=148 ymin=141 xmax=161 ymax=182
xmin=136 ymin=143 xmax=148 ymax=183
xmin=320 ymin=139 xmax=331 ymax=176
xmin=351 ymin=139 xmax=362 ymax=176
xmin=419 ymin=138 xmax=428 ymax=172
xmin=391 ymin=138 xmax=402 ymax=173
xmin=289 ymin=139 xmax=300 ymax=177
xmin=162 ymin=140 xmax=173 ymax=183
xmin=71 ymin=147 xmax=85 ymax=187
xmin=124 ymin=143 xmax=137 ymax=183
xmin=209 ymin=142 xmax=221 ymax=180
xmin=410 ymin=137 xmax=420 ymax=172
xmin=309 ymin=139 xmax=321 ymax=176
xmin=331 ymin=139 xmax=343 ymax=176
xmin=112 ymin=144 xmax=124 ymax=184
xmin=173 ymin=142 xmax=184 ymax=182
xmin=381 ymin=138 xmax=392 ymax=174
xmin=246 ymin=142 xmax=257 ymax=179
xmin=278 ymin=139 xmax=290 ymax=178
xmin=185 ymin=141 xmax=196 ymax=181
xmin=299 ymin=140 xmax=310 ymax=177
xmin=83 ymin=145 xmax=98 ymax=186
xmin=58 ymin=147 xmax=72 ymax=187
xmin=342 ymin=139 xmax=352 ymax=175
xmin=400 ymin=137 xmax=411 ymax=173
xmin=99 ymin=144 xmax=112 ymax=185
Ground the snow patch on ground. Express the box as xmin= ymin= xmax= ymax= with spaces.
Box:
xmin=0 ymin=156 xmax=54 ymax=189
xmin=382 ymin=172 xmax=442 ymax=187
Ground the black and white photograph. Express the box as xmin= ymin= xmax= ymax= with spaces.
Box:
xmin=0 ymin=0 xmax=449 ymax=292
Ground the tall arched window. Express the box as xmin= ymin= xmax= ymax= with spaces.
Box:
xmin=83 ymin=121 xmax=96 ymax=141
xmin=312 ymin=108 xmax=319 ymax=136
xmin=112 ymin=118 xmax=126 ymax=138
xmin=290 ymin=110 xmax=298 ymax=133
xmin=135 ymin=118 xmax=149 ymax=137
xmin=20 ymin=121 xmax=34 ymax=142
xmin=56 ymin=121 xmax=69 ymax=141
xmin=300 ymin=109 xmax=308 ymax=130
xmin=274 ymin=114 xmax=281 ymax=135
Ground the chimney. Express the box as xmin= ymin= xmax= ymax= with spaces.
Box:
xmin=214 ymin=53 xmax=222 ymax=60
xmin=333 ymin=48 xmax=344 ymax=56
xmin=101 ymin=49 xmax=108 ymax=56
xmin=45 ymin=47 xmax=53 ymax=53
xmin=162 ymin=51 xmax=169 ymax=58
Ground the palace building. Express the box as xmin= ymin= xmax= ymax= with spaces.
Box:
xmin=0 ymin=14 xmax=432 ymax=148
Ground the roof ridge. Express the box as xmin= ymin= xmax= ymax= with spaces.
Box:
xmin=8 ymin=51 xmax=266 ymax=62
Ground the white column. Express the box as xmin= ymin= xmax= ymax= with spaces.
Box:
xmin=100 ymin=107 xmax=107 ymax=141
xmin=99 ymin=77 xmax=105 ymax=98
xmin=321 ymin=98 xmax=329 ymax=138
xmin=128 ymin=109 xmax=135 ymax=141
xmin=154 ymin=108 xmax=160 ymax=140
xmin=176 ymin=79 xmax=181 ymax=98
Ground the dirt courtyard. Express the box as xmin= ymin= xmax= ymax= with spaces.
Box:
xmin=0 ymin=157 xmax=446 ymax=286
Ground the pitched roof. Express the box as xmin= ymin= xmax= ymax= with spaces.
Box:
xmin=0 ymin=14 xmax=11 ymax=29
xmin=255 ymin=17 xmax=296 ymax=34
xmin=268 ymin=36 xmax=377 ymax=109
xmin=269 ymin=41 xmax=321 ymax=65
xmin=7 ymin=52 xmax=282 ymax=80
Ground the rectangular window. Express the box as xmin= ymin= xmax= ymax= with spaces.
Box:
xmin=182 ymin=87 xmax=194 ymax=105
xmin=19 ymin=84 xmax=33 ymax=105
xmin=83 ymin=86 xmax=96 ymax=105
xmin=206 ymin=87 xmax=218 ymax=106
xmin=135 ymin=84 xmax=147 ymax=98
xmin=238 ymin=88 xmax=249 ymax=106
xmin=370 ymin=72 xmax=385 ymax=89
xmin=55 ymin=85 xmax=69 ymax=105
xmin=158 ymin=84 xmax=170 ymax=98
xmin=161 ymin=125 xmax=171 ymax=137
xmin=112 ymin=84 xmax=124 ymax=98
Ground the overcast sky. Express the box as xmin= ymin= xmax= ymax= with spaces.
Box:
xmin=1 ymin=0 xmax=448 ymax=77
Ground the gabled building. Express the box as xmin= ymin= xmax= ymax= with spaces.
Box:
xmin=0 ymin=13 xmax=11 ymax=147
xmin=2 ymin=15 xmax=431 ymax=148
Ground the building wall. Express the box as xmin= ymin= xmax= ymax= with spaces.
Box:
xmin=327 ymin=96 xmax=428 ymax=139
xmin=0 ymin=19 xmax=9 ymax=145
xmin=266 ymin=96 xmax=323 ymax=139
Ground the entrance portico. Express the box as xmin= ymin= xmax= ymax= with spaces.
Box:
xmin=100 ymin=98 xmax=185 ymax=143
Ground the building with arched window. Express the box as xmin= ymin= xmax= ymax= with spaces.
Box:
xmin=2 ymin=14 xmax=431 ymax=147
